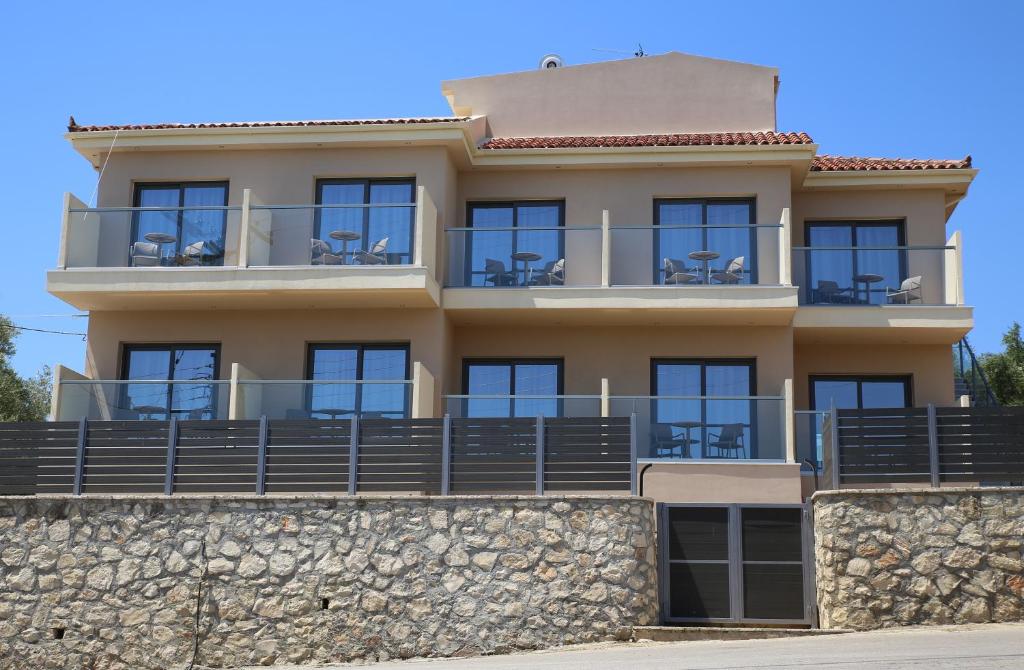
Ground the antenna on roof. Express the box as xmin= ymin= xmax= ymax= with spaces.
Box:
xmin=634 ymin=43 xmax=645 ymax=57
xmin=592 ymin=44 xmax=646 ymax=58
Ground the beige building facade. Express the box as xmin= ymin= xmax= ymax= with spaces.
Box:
xmin=47 ymin=52 xmax=977 ymax=505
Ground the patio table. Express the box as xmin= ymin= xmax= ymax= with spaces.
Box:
xmin=688 ymin=250 xmax=720 ymax=284
xmin=511 ymin=251 xmax=542 ymax=286
xmin=329 ymin=230 xmax=361 ymax=265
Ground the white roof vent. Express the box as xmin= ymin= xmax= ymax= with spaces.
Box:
xmin=539 ymin=54 xmax=564 ymax=70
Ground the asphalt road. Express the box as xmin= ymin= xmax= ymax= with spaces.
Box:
xmin=263 ymin=624 xmax=1024 ymax=670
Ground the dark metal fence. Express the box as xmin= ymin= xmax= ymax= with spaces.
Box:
xmin=823 ymin=405 xmax=1024 ymax=487
xmin=0 ymin=415 xmax=636 ymax=496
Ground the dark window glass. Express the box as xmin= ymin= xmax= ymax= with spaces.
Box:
xmin=316 ymin=179 xmax=415 ymax=264
xmin=467 ymin=202 xmax=563 ymax=287
xmin=121 ymin=345 xmax=219 ymax=420
xmin=464 ymin=360 xmax=561 ymax=417
xmin=669 ymin=563 xmax=731 ymax=619
xmin=653 ymin=360 xmax=755 ymax=459
xmin=812 ymin=377 xmax=910 ymax=411
xmin=806 ymin=221 xmax=905 ymax=305
xmin=655 ymin=199 xmax=754 ymax=285
xmin=742 ymin=508 xmax=802 ymax=562
xmin=307 ymin=345 xmax=409 ymax=419
xmin=742 ymin=564 xmax=805 ymax=620
xmin=133 ymin=183 xmax=228 ymax=266
xmin=666 ymin=507 xmax=729 ymax=561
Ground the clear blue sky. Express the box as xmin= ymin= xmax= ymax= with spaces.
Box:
xmin=1 ymin=1 xmax=1021 ymax=377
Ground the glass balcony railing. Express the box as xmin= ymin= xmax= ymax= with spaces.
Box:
xmin=247 ymin=204 xmax=416 ymax=267
xmin=795 ymin=409 xmax=828 ymax=471
xmin=443 ymin=395 xmax=603 ymax=418
xmin=63 ymin=206 xmax=242 ymax=268
xmin=234 ymin=380 xmax=412 ymax=420
xmin=55 ymin=380 xmax=230 ymax=421
xmin=444 ymin=227 xmax=602 ymax=288
xmin=610 ymin=395 xmax=786 ymax=461
xmin=793 ymin=246 xmax=956 ymax=305
xmin=609 ymin=224 xmax=781 ymax=286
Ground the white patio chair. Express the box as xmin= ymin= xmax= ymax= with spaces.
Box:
xmin=531 ymin=258 xmax=565 ymax=286
xmin=130 ymin=241 xmax=161 ymax=267
xmin=886 ymin=276 xmax=923 ymax=304
xmin=663 ymin=258 xmax=697 ymax=285
xmin=310 ymin=238 xmax=343 ymax=265
xmin=711 ymin=256 xmax=745 ymax=284
xmin=354 ymin=237 xmax=390 ymax=265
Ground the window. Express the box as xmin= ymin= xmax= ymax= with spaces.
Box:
xmin=306 ymin=344 xmax=409 ymax=419
xmin=465 ymin=201 xmax=564 ymax=286
xmin=810 ymin=376 xmax=912 ymax=411
xmin=654 ymin=199 xmax=756 ymax=285
xmin=132 ymin=182 xmax=228 ymax=266
xmin=805 ymin=220 xmax=906 ymax=305
xmin=120 ymin=344 xmax=220 ymax=419
xmin=652 ymin=359 xmax=758 ymax=458
xmin=462 ymin=359 xmax=563 ymax=417
xmin=315 ymin=179 xmax=415 ymax=264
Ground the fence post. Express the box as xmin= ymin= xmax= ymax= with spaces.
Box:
xmin=441 ymin=414 xmax=451 ymax=496
xmin=829 ymin=400 xmax=840 ymax=489
xmin=163 ymin=417 xmax=179 ymax=496
xmin=927 ymin=404 xmax=940 ymax=488
xmin=535 ymin=414 xmax=545 ymax=496
xmin=72 ymin=417 xmax=88 ymax=496
xmin=348 ymin=416 xmax=359 ymax=496
xmin=256 ymin=415 xmax=269 ymax=496
xmin=630 ymin=412 xmax=638 ymax=495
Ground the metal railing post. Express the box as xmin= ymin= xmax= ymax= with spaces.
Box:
xmin=163 ymin=417 xmax=179 ymax=496
xmin=927 ymin=404 xmax=940 ymax=488
xmin=630 ymin=412 xmax=638 ymax=495
xmin=72 ymin=417 xmax=87 ymax=496
xmin=829 ymin=400 xmax=840 ymax=489
xmin=535 ymin=414 xmax=545 ymax=496
xmin=256 ymin=415 xmax=268 ymax=496
xmin=441 ymin=414 xmax=451 ymax=495
xmin=347 ymin=416 xmax=359 ymax=496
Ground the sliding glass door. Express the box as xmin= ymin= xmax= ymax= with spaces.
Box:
xmin=132 ymin=182 xmax=228 ymax=265
xmin=120 ymin=344 xmax=220 ymax=420
xmin=805 ymin=221 xmax=906 ymax=305
xmin=811 ymin=376 xmax=911 ymax=411
xmin=654 ymin=199 xmax=755 ymax=284
xmin=306 ymin=344 xmax=409 ymax=419
xmin=465 ymin=201 xmax=564 ymax=287
xmin=462 ymin=359 xmax=563 ymax=417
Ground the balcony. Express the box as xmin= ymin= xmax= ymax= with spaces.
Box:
xmin=47 ymin=188 xmax=440 ymax=310
xmin=442 ymin=213 xmax=799 ymax=325
xmin=53 ymin=378 xmax=231 ymax=421
xmin=791 ymin=236 xmax=973 ymax=342
xmin=232 ymin=380 xmax=413 ymax=420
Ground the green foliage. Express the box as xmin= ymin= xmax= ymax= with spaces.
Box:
xmin=980 ymin=322 xmax=1024 ymax=406
xmin=0 ymin=315 xmax=53 ymax=421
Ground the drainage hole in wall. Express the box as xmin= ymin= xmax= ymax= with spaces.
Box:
xmin=321 ymin=598 xmax=330 ymax=611
xmin=52 ymin=628 xmax=66 ymax=640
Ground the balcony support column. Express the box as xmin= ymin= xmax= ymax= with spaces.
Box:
xmin=411 ymin=362 xmax=435 ymax=419
xmin=779 ymin=207 xmax=792 ymax=286
xmin=601 ymin=378 xmax=610 ymax=418
xmin=238 ymin=188 xmax=252 ymax=268
xmin=783 ymin=378 xmax=796 ymax=462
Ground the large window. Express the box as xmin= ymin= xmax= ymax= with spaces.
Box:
xmin=120 ymin=344 xmax=220 ymax=419
xmin=654 ymin=199 xmax=755 ymax=285
xmin=132 ymin=182 xmax=228 ymax=266
xmin=306 ymin=344 xmax=409 ymax=419
xmin=805 ymin=220 xmax=906 ymax=305
xmin=465 ymin=201 xmax=564 ymax=287
xmin=462 ymin=359 xmax=563 ymax=417
xmin=652 ymin=359 xmax=757 ymax=458
xmin=811 ymin=376 xmax=912 ymax=411
xmin=315 ymin=179 xmax=415 ymax=264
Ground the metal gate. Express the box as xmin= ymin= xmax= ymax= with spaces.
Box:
xmin=657 ymin=503 xmax=816 ymax=626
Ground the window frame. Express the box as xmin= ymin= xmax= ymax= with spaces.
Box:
xmin=131 ymin=181 xmax=230 ymax=261
xmin=304 ymin=342 xmax=411 ymax=418
xmin=653 ymin=198 xmax=757 ymax=285
xmin=804 ymin=219 xmax=908 ymax=305
xmin=462 ymin=357 xmax=565 ymax=417
xmin=314 ymin=178 xmax=417 ymax=265
xmin=119 ymin=343 xmax=222 ymax=419
xmin=464 ymin=200 xmax=566 ymax=287
xmin=808 ymin=374 xmax=914 ymax=411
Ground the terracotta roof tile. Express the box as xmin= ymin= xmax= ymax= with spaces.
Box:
xmin=479 ymin=131 xmax=813 ymax=150
xmin=66 ymin=116 xmax=468 ymax=133
xmin=811 ymin=154 xmax=972 ymax=171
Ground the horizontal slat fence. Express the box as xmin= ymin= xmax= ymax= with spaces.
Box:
xmin=0 ymin=416 xmax=636 ymax=496
xmin=826 ymin=405 xmax=1024 ymax=487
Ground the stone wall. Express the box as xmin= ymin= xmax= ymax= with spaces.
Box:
xmin=814 ymin=487 xmax=1024 ymax=630
xmin=0 ymin=495 xmax=657 ymax=669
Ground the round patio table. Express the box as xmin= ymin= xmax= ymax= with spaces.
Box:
xmin=671 ymin=420 xmax=703 ymax=458
xmin=511 ymin=251 xmax=542 ymax=286
xmin=854 ymin=273 xmax=884 ymax=304
xmin=329 ymin=230 xmax=361 ymax=265
xmin=688 ymin=250 xmax=720 ymax=284
xmin=144 ymin=232 xmax=177 ymax=264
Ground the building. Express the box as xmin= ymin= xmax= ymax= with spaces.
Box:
xmin=47 ymin=51 xmax=978 ymax=506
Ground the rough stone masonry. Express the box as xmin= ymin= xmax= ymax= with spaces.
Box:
xmin=0 ymin=495 xmax=657 ymax=669
xmin=814 ymin=487 xmax=1024 ymax=630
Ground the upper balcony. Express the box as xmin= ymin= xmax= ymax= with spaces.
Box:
xmin=441 ymin=211 xmax=799 ymax=325
xmin=791 ymin=233 xmax=972 ymax=342
xmin=46 ymin=187 xmax=441 ymax=310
